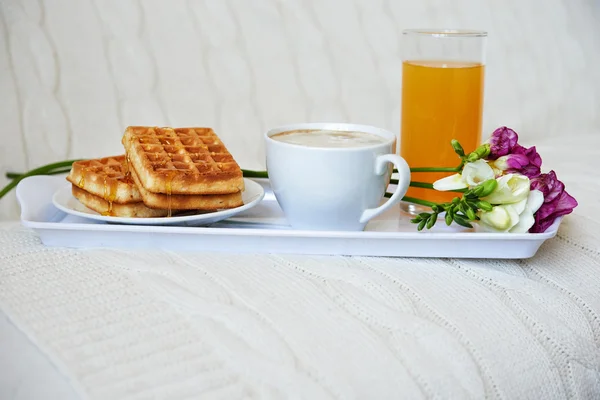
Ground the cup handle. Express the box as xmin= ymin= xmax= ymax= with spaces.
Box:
xmin=359 ymin=154 xmax=411 ymax=224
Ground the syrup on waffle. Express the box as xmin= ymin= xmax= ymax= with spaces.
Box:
xmin=129 ymin=166 xmax=243 ymax=211
xmin=66 ymin=155 xmax=144 ymax=216
xmin=122 ymin=126 xmax=244 ymax=195
xmin=71 ymin=185 xmax=169 ymax=218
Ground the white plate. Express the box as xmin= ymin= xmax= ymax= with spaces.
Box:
xmin=51 ymin=178 xmax=265 ymax=226
xmin=17 ymin=176 xmax=562 ymax=259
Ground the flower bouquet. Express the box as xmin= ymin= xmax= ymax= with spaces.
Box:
xmin=408 ymin=127 xmax=578 ymax=233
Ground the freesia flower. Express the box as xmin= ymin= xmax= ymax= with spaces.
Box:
xmin=508 ymin=190 xmax=544 ymax=233
xmin=529 ymin=171 xmax=578 ymax=233
xmin=493 ymin=145 xmax=543 ymax=178
xmin=493 ymin=154 xmax=528 ymax=171
xmin=478 ymin=205 xmax=520 ymax=232
xmin=462 ymin=160 xmax=495 ymax=187
xmin=433 ymin=160 xmax=494 ymax=191
xmin=433 ymin=173 xmax=467 ymax=191
xmin=481 ymin=173 xmax=530 ymax=204
xmin=477 ymin=190 xmax=544 ymax=233
xmin=512 ymin=145 xmax=542 ymax=176
xmin=487 ymin=127 xmax=519 ymax=159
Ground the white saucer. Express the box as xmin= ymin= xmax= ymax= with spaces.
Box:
xmin=51 ymin=178 xmax=265 ymax=226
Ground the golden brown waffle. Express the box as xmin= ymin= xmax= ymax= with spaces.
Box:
xmin=122 ymin=126 xmax=244 ymax=195
xmin=71 ymin=185 xmax=169 ymax=218
xmin=130 ymin=167 xmax=243 ymax=210
xmin=66 ymin=155 xmax=142 ymax=204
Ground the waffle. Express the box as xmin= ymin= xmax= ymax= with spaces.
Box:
xmin=122 ymin=126 xmax=244 ymax=195
xmin=71 ymin=185 xmax=169 ymax=218
xmin=130 ymin=167 xmax=243 ymax=210
xmin=66 ymin=155 xmax=141 ymax=203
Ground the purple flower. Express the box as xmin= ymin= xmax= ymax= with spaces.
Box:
xmin=496 ymin=144 xmax=542 ymax=178
xmin=514 ymin=145 xmax=542 ymax=168
xmin=486 ymin=126 xmax=543 ymax=178
xmin=529 ymin=171 xmax=578 ymax=233
xmin=487 ymin=127 xmax=519 ymax=159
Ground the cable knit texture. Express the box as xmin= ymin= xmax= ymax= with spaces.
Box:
xmin=1 ymin=216 xmax=599 ymax=399
xmin=1 ymin=0 xmax=600 ymax=398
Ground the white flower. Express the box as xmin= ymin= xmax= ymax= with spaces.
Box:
xmin=478 ymin=205 xmax=520 ymax=232
xmin=482 ymin=173 xmax=530 ymax=204
xmin=433 ymin=173 xmax=467 ymax=191
xmin=477 ymin=189 xmax=544 ymax=233
xmin=461 ymin=160 xmax=495 ymax=187
xmin=507 ymin=190 xmax=544 ymax=233
xmin=433 ymin=160 xmax=495 ymax=191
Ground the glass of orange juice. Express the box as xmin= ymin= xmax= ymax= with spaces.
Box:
xmin=400 ymin=29 xmax=487 ymax=214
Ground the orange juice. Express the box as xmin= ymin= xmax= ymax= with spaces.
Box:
xmin=400 ymin=60 xmax=484 ymax=203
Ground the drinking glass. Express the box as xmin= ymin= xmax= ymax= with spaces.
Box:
xmin=399 ymin=29 xmax=487 ymax=214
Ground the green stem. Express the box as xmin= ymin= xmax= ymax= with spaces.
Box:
xmin=408 ymin=181 xmax=434 ymax=189
xmin=384 ymin=192 xmax=437 ymax=208
xmin=400 ymin=196 xmax=437 ymax=208
xmin=409 ymin=166 xmax=461 ymax=173
xmin=0 ymin=160 xmax=80 ymax=200
xmin=241 ymin=169 xmax=269 ymax=179
xmin=6 ymin=168 xmax=71 ymax=179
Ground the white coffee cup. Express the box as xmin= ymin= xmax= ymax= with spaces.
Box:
xmin=265 ymin=123 xmax=411 ymax=231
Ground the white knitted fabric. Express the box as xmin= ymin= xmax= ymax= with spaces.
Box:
xmin=1 ymin=136 xmax=599 ymax=399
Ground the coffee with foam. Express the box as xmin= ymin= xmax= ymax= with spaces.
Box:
xmin=270 ymin=129 xmax=388 ymax=148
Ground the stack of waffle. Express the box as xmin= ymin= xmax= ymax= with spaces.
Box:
xmin=66 ymin=126 xmax=244 ymax=218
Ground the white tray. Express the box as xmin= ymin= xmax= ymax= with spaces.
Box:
xmin=16 ymin=176 xmax=561 ymax=259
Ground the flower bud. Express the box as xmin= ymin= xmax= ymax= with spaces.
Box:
xmin=478 ymin=179 xmax=498 ymax=197
xmin=466 ymin=207 xmax=477 ymax=221
xmin=476 ymin=144 xmax=491 ymax=159
xmin=466 ymin=144 xmax=491 ymax=163
xmin=445 ymin=212 xmax=453 ymax=226
xmin=466 ymin=152 xmax=480 ymax=163
xmin=426 ymin=215 xmax=436 ymax=229
xmin=453 ymin=214 xmax=473 ymax=228
xmin=475 ymin=179 xmax=498 ymax=198
xmin=451 ymin=140 xmax=465 ymax=157
xmin=476 ymin=200 xmax=493 ymax=212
